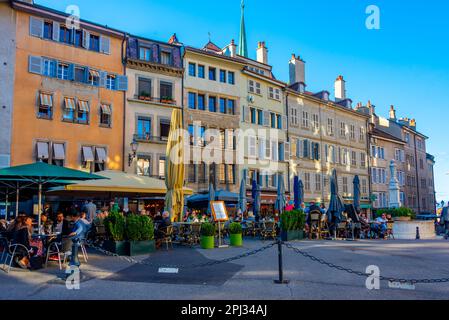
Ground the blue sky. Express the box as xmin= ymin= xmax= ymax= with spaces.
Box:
xmin=37 ymin=0 xmax=449 ymax=203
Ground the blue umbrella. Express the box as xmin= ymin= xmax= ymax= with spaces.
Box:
xmin=293 ymin=176 xmax=300 ymax=210
xmin=207 ymin=183 xmax=215 ymax=215
xmin=252 ymin=178 xmax=261 ymax=220
xmin=327 ymin=169 xmax=345 ymax=224
xmin=275 ymin=174 xmax=286 ymax=214
xmin=238 ymin=169 xmax=247 ymax=213
xmin=353 ymin=175 xmax=361 ymax=213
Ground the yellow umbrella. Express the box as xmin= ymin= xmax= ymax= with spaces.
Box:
xmin=164 ymin=109 xmax=185 ymax=222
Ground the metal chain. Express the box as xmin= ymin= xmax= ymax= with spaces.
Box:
xmin=85 ymin=241 xmax=277 ymax=270
xmin=282 ymin=242 xmax=449 ymax=285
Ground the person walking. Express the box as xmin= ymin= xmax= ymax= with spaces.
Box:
xmin=68 ymin=212 xmax=90 ymax=267
xmin=440 ymin=205 xmax=449 ymax=240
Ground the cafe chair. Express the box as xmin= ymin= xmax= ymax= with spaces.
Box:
xmin=158 ymin=225 xmax=174 ymax=251
xmin=2 ymin=244 xmax=30 ymax=273
xmin=0 ymin=237 xmax=10 ymax=264
xmin=309 ymin=211 xmax=322 ymax=240
xmin=45 ymin=242 xmax=63 ymax=270
xmin=260 ymin=221 xmax=277 ymax=240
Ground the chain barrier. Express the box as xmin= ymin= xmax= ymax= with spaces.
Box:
xmin=85 ymin=241 xmax=277 ymax=270
xmin=282 ymin=241 xmax=449 ymax=285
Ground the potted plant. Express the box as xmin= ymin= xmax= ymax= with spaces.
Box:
xmin=280 ymin=210 xmax=305 ymax=241
xmin=103 ymin=209 xmax=127 ymax=255
xmin=229 ymin=223 xmax=243 ymax=247
xmin=200 ymin=222 xmax=215 ymax=249
xmin=161 ymin=96 xmax=173 ymax=104
xmin=381 ymin=208 xmax=416 ymax=221
xmin=126 ymin=214 xmax=155 ymax=256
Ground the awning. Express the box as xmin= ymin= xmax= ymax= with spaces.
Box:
xmin=64 ymin=97 xmax=75 ymax=110
xmin=95 ymin=147 xmax=107 ymax=163
xmin=40 ymin=93 xmax=53 ymax=107
xmin=82 ymin=146 xmax=94 ymax=162
xmin=89 ymin=69 xmax=100 ymax=78
xmin=78 ymin=100 xmax=90 ymax=112
xmin=52 ymin=143 xmax=65 ymax=160
xmin=37 ymin=142 xmax=49 ymax=160
xmin=50 ymin=170 xmax=193 ymax=195
xmin=100 ymin=104 xmax=111 ymax=115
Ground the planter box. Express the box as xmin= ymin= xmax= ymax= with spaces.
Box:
xmin=281 ymin=230 xmax=304 ymax=241
xmin=394 ymin=217 xmax=412 ymax=222
xmin=103 ymin=240 xmax=128 ymax=256
xmin=230 ymin=234 xmax=243 ymax=247
xmin=127 ymin=240 xmax=155 ymax=256
xmin=200 ymin=236 xmax=215 ymax=249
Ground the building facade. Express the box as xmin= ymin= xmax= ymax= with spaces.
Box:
xmin=124 ymin=34 xmax=183 ymax=180
xmin=9 ymin=0 xmax=128 ymax=172
xmin=287 ymin=55 xmax=371 ymax=210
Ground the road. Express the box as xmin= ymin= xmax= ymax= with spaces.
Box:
xmin=1 ymin=238 xmax=449 ymax=300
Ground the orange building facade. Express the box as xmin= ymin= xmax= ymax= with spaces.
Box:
xmin=9 ymin=0 xmax=127 ymax=172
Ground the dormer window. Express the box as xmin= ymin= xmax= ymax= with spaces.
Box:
xmin=140 ymin=47 xmax=152 ymax=61
xmin=161 ymin=51 xmax=172 ymax=65
xmin=323 ymin=92 xmax=329 ymax=101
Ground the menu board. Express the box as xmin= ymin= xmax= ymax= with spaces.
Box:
xmin=211 ymin=201 xmax=229 ymax=222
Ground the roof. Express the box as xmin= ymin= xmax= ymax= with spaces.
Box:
xmin=203 ymin=41 xmax=222 ymax=52
xmin=371 ymin=128 xmax=406 ymax=144
xmin=184 ymin=46 xmax=247 ymax=65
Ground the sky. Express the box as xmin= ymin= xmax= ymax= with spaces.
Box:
xmin=36 ymin=0 xmax=449 ymax=203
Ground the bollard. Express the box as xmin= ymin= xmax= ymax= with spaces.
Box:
xmin=416 ymin=227 xmax=420 ymax=240
xmin=274 ymin=239 xmax=289 ymax=284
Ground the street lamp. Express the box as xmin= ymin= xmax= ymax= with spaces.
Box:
xmin=128 ymin=139 xmax=139 ymax=167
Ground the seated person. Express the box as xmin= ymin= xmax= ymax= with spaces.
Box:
xmin=155 ymin=211 xmax=172 ymax=240
xmin=187 ymin=212 xmax=199 ymax=223
xmin=200 ymin=214 xmax=209 ymax=223
xmin=371 ymin=213 xmax=388 ymax=238
xmin=305 ymin=202 xmax=322 ymax=226
xmin=68 ymin=212 xmax=90 ymax=267
xmin=12 ymin=216 xmax=38 ymax=269
xmin=0 ymin=219 xmax=7 ymax=233
xmin=40 ymin=213 xmax=53 ymax=235
xmin=234 ymin=211 xmax=243 ymax=223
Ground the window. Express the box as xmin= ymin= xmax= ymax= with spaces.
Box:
xmin=290 ymin=107 xmax=298 ymax=126
xmin=137 ymin=156 xmax=151 ymax=176
xmin=209 ymin=67 xmax=216 ymax=81
xmin=312 ymin=142 xmax=320 ymax=161
xmin=137 ymin=117 xmax=151 ymax=140
xmin=74 ymin=67 xmax=85 ymax=83
xmin=188 ymin=92 xmax=196 ymax=109
xmin=188 ymin=63 xmax=196 ymax=76
xmin=57 ymin=63 xmax=69 ymax=80
xmin=159 ymin=81 xmax=173 ymax=101
xmin=249 ymin=80 xmax=255 ymax=93
xmin=360 ymin=153 xmax=366 ymax=168
xmin=268 ymin=87 xmax=280 ymax=100
xmin=304 ymin=173 xmax=311 ymax=191
xmin=140 ymin=47 xmax=152 ymax=61
xmin=343 ymin=177 xmax=348 ymax=194
xmin=350 ymin=125 xmax=355 ymax=140
xmin=89 ymin=34 xmax=100 ymax=52
xmin=271 ymin=140 xmax=279 ymax=161
xmin=81 ymin=146 xmax=94 ymax=171
xmin=219 ymin=164 xmax=226 ymax=184
xmin=359 ymin=127 xmax=365 ymax=142
xmin=315 ymin=174 xmax=322 ymax=192
xmin=277 ymin=114 xmax=282 ymax=130
xmin=250 ymin=108 xmax=257 ymax=124
xmin=88 ymin=69 xmax=100 ymax=86
xmin=77 ymin=100 xmax=89 ymax=124
xmin=219 ymin=98 xmax=226 ymax=114
xmin=188 ymin=164 xmax=196 ymax=183
xmin=63 ymin=97 xmax=75 ymax=121
xmin=198 ymin=94 xmax=205 ymax=110
xmin=405 ymin=132 xmax=410 ymax=144
xmin=38 ymin=92 xmax=53 ymax=119
xmin=312 ymin=114 xmax=319 ymax=132
xmin=227 ymin=99 xmax=235 ymax=115
xmin=220 ymin=70 xmax=226 ymax=83
xmin=198 ymin=163 xmax=207 ymax=183
xmin=59 ymin=25 xmax=72 ymax=44
xmin=161 ymin=51 xmax=171 ymax=65
xmin=138 ymin=78 xmax=152 ymax=99
xmin=340 ymin=122 xmax=346 ymax=137
xmin=419 ymin=158 xmax=424 ymax=170
xmin=208 ymin=96 xmax=217 ymax=112
xmin=36 ymin=141 xmax=50 ymax=163
xmin=227 ymin=165 xmax=235 ymax=184
xmin=106 ymin=75 xmax=116 ymax=90
xmin=94 ymin=147 xmax=107 ymax=172
xmin=255 ymin=82 xmax=261 ymax=95
xmin=248 ymin=136 xmax=257 ymax=158
xmin=43 ymin=21 xmax=52 ymax=40
xmin=362 ymin=179 xmax=367 ymax=194
xmin=100 ymin=104 xmax=112 ymax=127
xmin=52 ymin=143 xmax=65 ymax=167
xmin=351 ymin=151 xmax=357 ymax=166
xmin=302 ymin=111 xmax=309 ymax=128
xmin=198 ymin=65 xmax=205 ymax=78
xmin=160 ymin=119 xmax=170 ymax=140
xmin=258 ymin=110 xmax=263 ymax=126
xmin=395 ymin=149 xmax=404 ymax=162
xmin=74 ymin=29 xmax=83 ymax=47
xmin=271 ymin=113 xmax=276 ymax=129
xmin=228 ymin=72 xmax=235 ymax=85
xmin=327 ymin=119 xmax=334 ymax=136
xmin=158 ymin=157 xmax=166 ymax=179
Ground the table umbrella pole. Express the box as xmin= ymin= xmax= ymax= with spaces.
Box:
xmin=5 ymin=189 xmax=8 ymax=219
xmin=38 ymin=183 xmax=42 ymax=232
xmin=16 ymin=183 xmax=19 ymax=218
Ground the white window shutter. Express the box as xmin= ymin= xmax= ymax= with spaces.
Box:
xmin=29 ymin=16 xmax=44 ymax=38
xmin=99 ymin=71 xmax=107 ymax=87
xmin=282 ymin=115 xmax=288 ymax=130
xmin=284 ymin=142 xmax=290 ymax=161
xmin=52 ymin=21 xmax=60 ymax=42
xmin=116 ymin=75 xmax=128 ymax=91
xmin=28 ymin=56 xmax=43 ymax=74
xmin=82 ymin=30 xmax=90 ymax=49
xmin=263 ymin=110 xmax=270 ymax=126
xmin=297 ymin=139 xmax=301 ymax=158
xmin=259 ymin=139 xmax=265 ymax=159
xmin=244 ymin=106 xmax=251 ymax=123
xmin=100 ymin=36 xmax=111 ymax=54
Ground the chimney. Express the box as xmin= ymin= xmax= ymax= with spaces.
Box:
xmin=334 ymin=75 xmax=346 ymax=101
xmin=256 ymin=42 xmax=268 ymax=64
xmin=410 ymin=119 xmax=416 ymax=130
xmin=229 ymin=39 xmax=237 ymax=58
xmin=289 ymin=54 xmax=306 ymax=85
xmin=389 ymin=105 xmax=397 ymax=121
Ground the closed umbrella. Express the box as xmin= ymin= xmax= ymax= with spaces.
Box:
xmin=207 ymin=183 xmax=215 ymax=215
xmin=252 ymin=178 xmax=261 ymax=220
xmin=327 ymin=169 xmax=345 ymax=228
xmin=164 ymin=109 xmax=185 ymax=222
xmin=293 ymin=176 xmax=300 ymax=210
xmin=275 ymin=174 xmax=286 ymax=214
xmin=353 ymin=175 xmax=361 ymax=213
xmin=238 ymin=169 xmax=247 ymax=213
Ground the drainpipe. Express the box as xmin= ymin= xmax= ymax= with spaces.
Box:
xmin=367 ymin=120 xmax=373 ymax=218
xmin=121 ymin=33 xmax=127 ymax=172
xmin=413 ymin=134 xmax=421 ymax=213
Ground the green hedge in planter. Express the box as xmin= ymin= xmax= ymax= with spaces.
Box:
xmin=375 ymin=207 xmax=416 ymax=220
xmin=104 ymin=211 xmax=126 ymax=242
xmin=125 ymin=215 xmax=155 ymax=256
xmin=280 ymin=210 xmax=305 ymax=241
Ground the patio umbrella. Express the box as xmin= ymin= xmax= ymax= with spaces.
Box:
xmin=164 ymin=109 xmax=185 ymax=222
xmin=0 ymin=162 xmax=104 ymax=230
xmin=238 ymin=169 xmax=247 ymax=213
xmin=353 ymin=175 xmax=361 ymax=213
xmin=293 ymin=176 xmax=301 ymax=210
xmin=207 ymin=183 xmax=215 ymax=215
xmin=327 ymin=169 xmax=345 ymax=226
xmin=252 ymin=178 xmax=261 ymax=220
xmin=275 ymin=174 xmax=286 ymax=214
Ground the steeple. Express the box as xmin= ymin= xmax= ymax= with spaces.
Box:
xmin=238 ymin=0 xmax=248 ymax=58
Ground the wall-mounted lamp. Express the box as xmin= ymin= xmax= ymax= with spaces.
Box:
xmin=128 ymin=139 xmax=139 ymax=167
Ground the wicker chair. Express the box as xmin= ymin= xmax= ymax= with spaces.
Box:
xmin=157 ymin=225 xmax=174 ymax=250
xmin=308 ymin=211 xmax=322 ymax=240
xmin=260 ymin=221 xmax=277 ymax=240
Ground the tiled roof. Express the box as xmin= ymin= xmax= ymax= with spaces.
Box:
xmin=372 ymin=128 xmax=405 ymax=143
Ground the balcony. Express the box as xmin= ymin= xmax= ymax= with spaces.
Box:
xmin=134 ymin=95 xmax=177 ymax=106
xmin=134 ymin=134 xmax=168 ymax=144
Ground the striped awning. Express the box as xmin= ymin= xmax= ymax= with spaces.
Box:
xmin=64 ymin=97 xmax=75 ymax=110
xmin=89 ymin=69 xmax=100 ymax=78
xmin=78 ymin=100 xmax=90 ymax=112
xmin=100 ymin=104 xmax=111 ymax=115
xmin=40 ymin=93 xmax=53 ymax=107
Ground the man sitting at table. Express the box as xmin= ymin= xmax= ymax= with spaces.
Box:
xmin=53 ymin=212 xmax=71 ymax=236
xmin=155 ymin=211 xmax=172 ymax=240
xmin=372 ymin=213 xmax=388 ymax=238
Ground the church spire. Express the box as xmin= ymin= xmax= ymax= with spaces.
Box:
xmin=238 ymin=0 xmax=248 ymax=57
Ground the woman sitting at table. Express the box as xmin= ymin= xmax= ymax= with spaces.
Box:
xmin=187 ymin=212 xmax=199 ymax=223
xmin=199 ymin=213 xmax=209 ymax=223
xmin=12 ymin=216 xmax=38 ymax=269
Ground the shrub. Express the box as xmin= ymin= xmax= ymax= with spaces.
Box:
xmin=229 ymin=222 xmax=243 ymax=235
xmin=104 ymin=210 xmax=125 ymax=241
xmin=201 ymin=223 xmax=215 ymax=237
xmin=125 ymin=214 xmax=154 ymax=241
xmin=375 ymin=207 xmax=416 ymax=220
xmin=281 ymin=210 xmax=306 ymax=231
xmin=139 ymin=215 xmax=154 ymax=241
